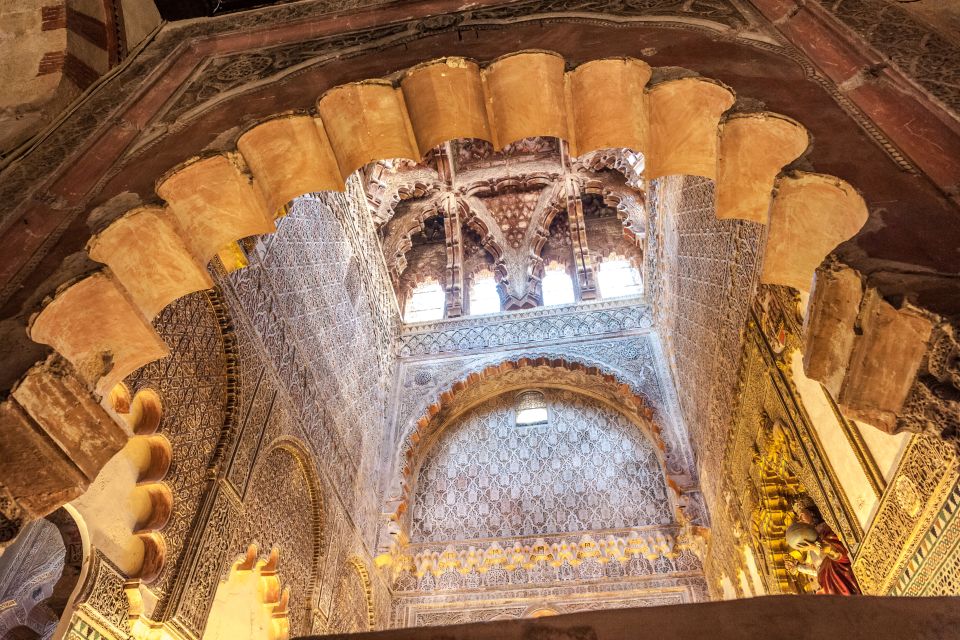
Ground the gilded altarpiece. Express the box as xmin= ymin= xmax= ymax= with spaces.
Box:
xmin=709 ymin=283 xmax=960 ymax=598
xmin=707 ymin=286 xmax=864 ymax=597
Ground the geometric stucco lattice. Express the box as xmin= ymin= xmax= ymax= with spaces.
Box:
xmin=124 ymin=290 xmax=228 ymax=610
xmin=246 ymin=440 xmax=324 ymax=636
xmin=410 ymin=389 xmax=673 ymax=542
xmin=328 ymin=557 xmax=375 ymax=634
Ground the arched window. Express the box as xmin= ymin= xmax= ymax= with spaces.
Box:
xmin=541 ymin=263 xmax=575 ymax=306
xmin=469 ymin=270 xmax=501 ymax=316
xmin=404 ymin=280 xmax=445 ymax=323
xmin=597 ymin=256 xmax=642 ymax=299
xmin=514 ymin=390 xmax=548 ymax=426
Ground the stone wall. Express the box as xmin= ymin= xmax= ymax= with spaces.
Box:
xmin=0 ymin=0 xmax=161 ymax=159
xmin=317 ymin=595 xmax=960 ymax=640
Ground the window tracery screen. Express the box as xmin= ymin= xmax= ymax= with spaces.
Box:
xmin=411 ymin=390 xmax=672 ymax=542
xmin=515 ymin=390 xmax=548 ymax=426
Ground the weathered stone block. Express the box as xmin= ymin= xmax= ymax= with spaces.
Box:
xmin=482 ymin=51 xmax=569 ymax=150
xmin=802 ymin=262 xmax=863 ymax=397
xmin=761 ymin=172 xmax=868 ymax=292
xmin=401 ymin=57 xmax=491 ymax=156
xmin=840 ymin=291 xmax=935 ymax=433
xmin=647 ymin=77 xmax=735 ymax=180
xmin=0 ymin=399 xmax=86 ymax=519
xmin=28 ymin=270 xmax=170 ymax=395
xmin=12 ymin=355 xmax=129 ymax=480
xmin=317 ymin=81 xmax=419 ymax=176
xmin=567 ymin=58 xmax=651 ymax=157
xmin=715 ymin=112 xmax=808 ymax=224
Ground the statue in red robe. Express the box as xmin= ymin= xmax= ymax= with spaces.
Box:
xmin=784 ymin=500 xmax=861 ymax=595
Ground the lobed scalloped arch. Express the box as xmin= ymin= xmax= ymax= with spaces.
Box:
xmin=26 ymin=51 xmax=867 ymax=406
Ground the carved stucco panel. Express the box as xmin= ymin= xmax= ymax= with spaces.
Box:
xmin=410 ymin=390 xmax=672 ymax=542
xmin=124 ymin=291 xmax=228 ymax=608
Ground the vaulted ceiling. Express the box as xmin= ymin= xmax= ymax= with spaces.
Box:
xmin=364 ymin=137 xmax=643 ymax=310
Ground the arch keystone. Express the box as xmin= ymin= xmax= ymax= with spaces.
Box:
xmin=482 ymin=51 xmax=569 ymax=149
xmin=238 ymin=114 xmax=345 ymax=212
xmin=761 ymin=172 xmax=868 ymax=292
xmin=156 ymin=153 xmax=275 ymax=267
xmin=317 ymin=81 xmax=419 ymax=175
xmin=647 ymin=77 xmax=735 ymax=179
xmin=567 ymin=58 xmax=651 ymax=157
xmin=88 ymin=205 xmax=213 ymax=321
xmin=29 ymin=271 xmax=169 ymax=395
xmin=716 ymin=113 xmax=809 ymax=223
xmin=401 ymin=58 xmax=491 ymax=155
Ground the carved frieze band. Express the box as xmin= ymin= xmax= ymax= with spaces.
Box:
xmin=398 ymin=297 xmax=652 ymax=357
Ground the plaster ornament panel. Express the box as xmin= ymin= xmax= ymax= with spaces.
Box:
xmin=646 ymin=174 xmax=765 ymax=504
xmin=0 ymin=517 xmax=64 ymax=639
xmin=854 ymin=433 xmax=958 ymax=595
xmin=123 ymin=290 xmax=228 ymax=607
xmin=211 ymin=291 xmax=390 ymax=636
xmin=391 ymin=310 xmax=694 ymax=488
xmin=411 ymin=390 xmax=672 ymax=542
xmin=397 ymin=296 xmax=653 ymax=357
xmin=895 ymin=476 xmax=960 ymax=596
xmin=227 ymin=367 xmax=277 ymax=496
xmin=222 ymin=183 xmax=397 ymax=546
xmin=391 ymin=575 xmax=708 ymax=628
xmin=817 ymin=0 xmax=960 ymax=115
xmin=391 ymin=529 xmax=702 ymax=591
xmin=170 ymin=484 xmax=242 ymax=638
xmin=70 ymin=551 xmax=132 ymax=639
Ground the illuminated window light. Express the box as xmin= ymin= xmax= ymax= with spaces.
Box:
xmin=469 ymin=273 xmax=501 ymax=316
xmin=541 ymin=265 xmax=575 ymax=306
xmin=515 ymin=390 xmax=548 ymax=426
xmin=597 ymin=257 xmax=642 ymax=299
xmin=404 ymin=280 xmax=445 ymax=323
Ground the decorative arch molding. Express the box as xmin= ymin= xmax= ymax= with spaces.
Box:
xmin=28 ymin=52 xmax=865 ymax=396
xmin=2 ymin=50 xmax=868 ymax=540
xmin=392 ymin=345 xmax=694 ymax=475
xmin=348 ymin=556 xmax=376 ymax=633
xmin=328 ymin=555 xmax=377 ymax=634
xmin=198 ymin=544 xmax=291 ymax=640
xmin=247 ymin=436 xmax=327 ymax=630
xmin=91 ymin=382 xmax=173 ymax=583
